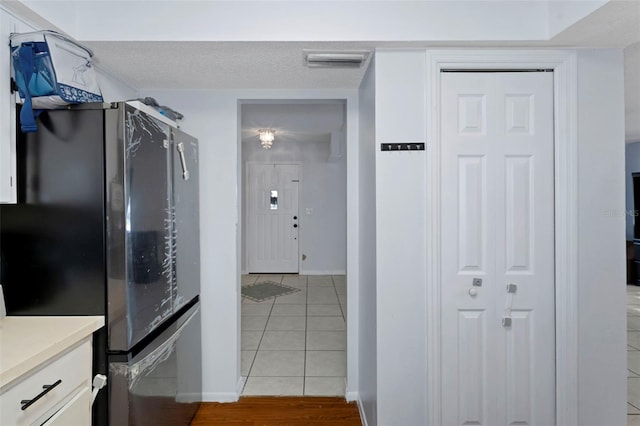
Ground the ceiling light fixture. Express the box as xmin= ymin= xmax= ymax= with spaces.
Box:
xmin=259 ymin=129 xmax=275 ymax=149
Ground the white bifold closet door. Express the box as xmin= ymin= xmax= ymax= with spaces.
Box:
xmin=440 ymin=72 xmax=555 ymax=426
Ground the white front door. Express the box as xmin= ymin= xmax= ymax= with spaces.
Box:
xmin=247 ymin=163 xmax=300 ymax=273
xmin=440 ymin=72 xmax=555 ymax=425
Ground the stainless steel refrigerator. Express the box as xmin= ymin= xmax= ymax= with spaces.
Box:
xmin=0 ymin=101 xmax=202 ymax=425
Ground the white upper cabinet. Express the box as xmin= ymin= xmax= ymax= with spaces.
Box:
xmin=0 ymin=9 xmax=36 ymax=204
xmin=0 ymin=10 xmax=17 ymax=204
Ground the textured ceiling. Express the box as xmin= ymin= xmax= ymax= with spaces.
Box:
xmin=549 ymin=0 xmax=640 ymax=47
xmin=88 ymin=41 xmax=376 ymax=90
xmin=240 ymin=102 xmax=345 ymax=146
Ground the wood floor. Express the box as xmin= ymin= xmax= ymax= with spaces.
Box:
xmin=190 ymin=396 xmax=362 ymax=426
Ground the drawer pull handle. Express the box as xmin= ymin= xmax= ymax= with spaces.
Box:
xmin=20 ymin=379 xmax=62 ymax=411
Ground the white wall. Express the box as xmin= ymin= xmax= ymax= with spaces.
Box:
xmin=141 ymin=88 xmax=360 ymax=401
xmin=241 ymin=130 xmax=347 ymax=275
xmin=373 ymin=48 xmax=627 ymax=426
xmin=576 ymin=48 xmax=627 ymax=426
xmin=95 ymin=66 xmax=139 ymax=102
xmin=357 ymin=58 xmax=377 ymax=426
xmin=297 ymin=150 xmax=347 ymax=274
xmin=20 ymin=0 xmax=623 ymax=45
xmin=21 ymin=0 xmax=550 ymax=42
xmin=625 ymin=42 xmax=640 ymax=142
xmin=375 ymin=50 xmax=427 ymax=426
xmin=145 ymin=91 xmax=242 ymax=401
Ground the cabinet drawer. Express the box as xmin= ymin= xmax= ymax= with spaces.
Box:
xmin=42 ymin=386 xmax=91 ymax=426
xmin=0 ymin=339 xmax=91 ymax=426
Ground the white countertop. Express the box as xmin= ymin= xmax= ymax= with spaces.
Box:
xmin=0 ymin=316 xmax=104 ymax=390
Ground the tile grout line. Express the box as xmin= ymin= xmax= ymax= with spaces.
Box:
xmin=333 ymin=275 xmax=346 ymax=322
xmin=246 ymin=300 xmax=273 ymax=377
xmin=242 ymin=282 xmax=277 ymax=395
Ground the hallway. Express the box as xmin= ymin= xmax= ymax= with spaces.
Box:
xmin=240 ymin=274 xmax=347 ymax=396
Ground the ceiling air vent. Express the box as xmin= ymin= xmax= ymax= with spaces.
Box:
xmin=303 ymin=50 xmax=371 ymax=68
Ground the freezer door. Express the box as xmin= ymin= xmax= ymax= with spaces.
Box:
xmin=171 ymin=129 xmax=200 ymax=311
xmin=107 ymin=104 xmax=174 ymax=351
xmin=108 ymin=302 xmax=202 ymax=426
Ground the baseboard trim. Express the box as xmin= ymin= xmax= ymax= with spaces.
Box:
xmin=201 ymin=391 xmax=240 ymax=403
xmin=345 ymin=391 xmax=368 ymax=426
xmin=300 ymin=270 xmax=347 ymax=275
xmin=356 ymin=394 xmax=369 ymax=426
xmin=176 ymin=392 xmax=200 ymax=403
xmin=237 ymin=376 xmax=246 ymax=396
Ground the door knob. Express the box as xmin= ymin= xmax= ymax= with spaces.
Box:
xmin=293 ymin=224 xmax=298 ymax=228
xmin=468 ymin=288 xmax=478 ymax=297
xmin=293 ymin=216 xmax=298 ymax=220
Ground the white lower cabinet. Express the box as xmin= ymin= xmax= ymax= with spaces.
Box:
xmin=42 ymin=387 xmax=91 ymax=426
xmin=0 ymin=339 xmax=92 ymax=426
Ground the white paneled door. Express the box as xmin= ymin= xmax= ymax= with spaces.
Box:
xmin=440 ymin=72 xmax=555 ymax=425
xmin=247 ymin=163 xmax=300 ymax=273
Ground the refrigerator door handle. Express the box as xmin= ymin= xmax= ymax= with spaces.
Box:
xmin=176 ymin=142 xmax=190 ymax=181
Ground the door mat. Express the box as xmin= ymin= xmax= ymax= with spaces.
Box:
xmin=241 ymin=281 xmax=301 ymax=302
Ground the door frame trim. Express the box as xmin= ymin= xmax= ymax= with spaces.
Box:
xmin=244 ymin=161 xmax=301 ymax=273
xmin=425 ymin=50 xmax=578 ymax=426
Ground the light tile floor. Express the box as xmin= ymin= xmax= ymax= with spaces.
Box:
xmin=629 ymin=285 xmax=640 ymax=425
xmin=241 ymin=274 xmax=347 ymax=396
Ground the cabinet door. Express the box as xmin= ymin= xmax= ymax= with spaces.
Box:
xmin=0 ymin=10 xmax=17 ymax=203
xmin=0 ymin=339 xmax=92 ymax=426
xmin=41 ymin=387 xmax=91 ymax=426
